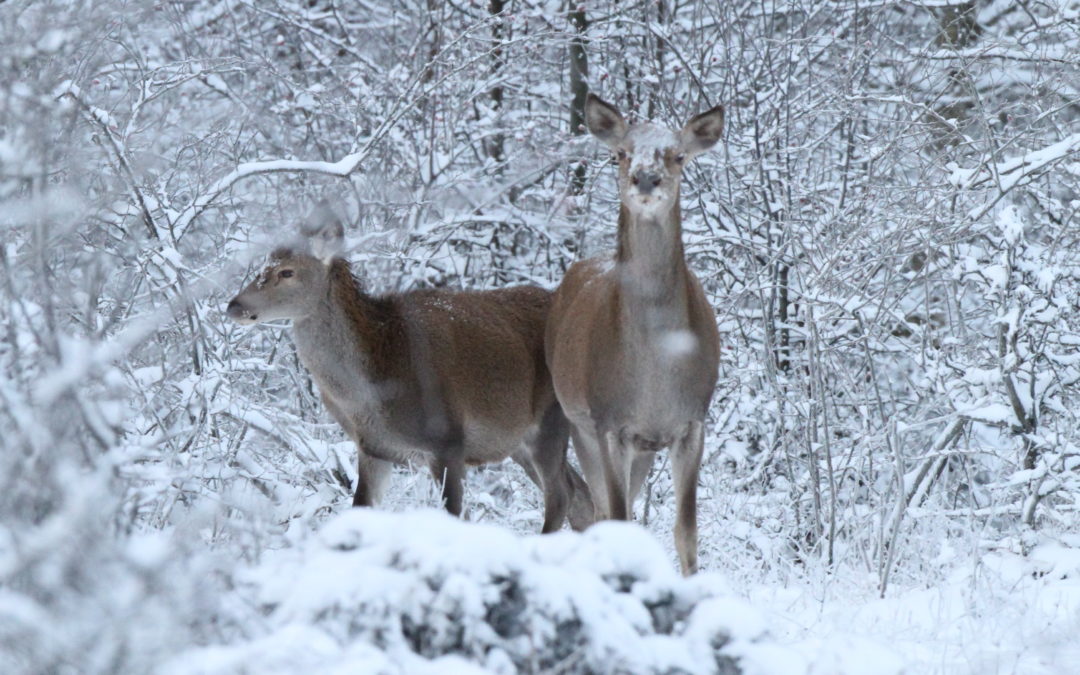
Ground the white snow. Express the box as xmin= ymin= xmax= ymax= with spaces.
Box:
xmin=949 ymin=133 xmax=1080 ymax=193
xmin=744 ymin=540 xmax=1080 ymax=675
xmin=627 ymin=124 xmax=680 ymax=174
xmin=162 ymin=509 xmax=833 ymax=675
xmin=662 ymin=329 xmax=698 ymax=358
xmin=149 ymin=506 xmax=1080 ymax=674
xmin=960 ymin=402 xmax=1015 ymax=424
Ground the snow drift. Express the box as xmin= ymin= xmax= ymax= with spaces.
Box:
xmin=164 ymin=510 xmax=807 ymax=674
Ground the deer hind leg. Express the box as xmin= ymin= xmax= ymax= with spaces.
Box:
xmin=352 ymin=450 xmax=393 ymax=507
xmin=564 ymin=461 xmax=595 ymax=531
xmin=571 ymin=424 xmax=609 ymax=522
xmin=510 ymin=446 xmax=555 ymax=529
xmin=672 ymin=421 xmax=705 ymax=576
xmin=514 ymin=403 xmax=572 ymax=533
xmin=535 ymin=404 xmax=595 ymax=532
xmin=516 ymin=435 xmax=594 ymax=532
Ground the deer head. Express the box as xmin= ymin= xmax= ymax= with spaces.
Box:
xmin=226 ymin=206 xmax=345 ymax=325
xmin=584 ymin=93 xmax=724 ymax=219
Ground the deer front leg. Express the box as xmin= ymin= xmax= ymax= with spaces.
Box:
xmin=430 ymin=452 xmax=466 ymax=516
xmin=522 ymin=403 xmax=574 ymax=533
xmin=671 ymin=421 xmax=705 ymax=575
xmin=627 ymin=448 xmax=656 ymax=508
xmin=352 ymin=450 xmax=393 ymax=507
xmin=570 ymin=423 xmax=609 ymax=522
xmin=321 ymin=398 xmax=390 ymax=508
xmin=601 ymin=430 xmax=634 ymax=521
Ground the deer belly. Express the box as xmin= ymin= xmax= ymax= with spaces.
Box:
xmin=350 ymin=405 xmax=526 ymax=466
xmin=334 ymin=406 xmax=427 ymax=465
xmin=461 ymin=417 xmax=531 ymax=465
xmin=320 ymin=376 xmax=530 ymax=465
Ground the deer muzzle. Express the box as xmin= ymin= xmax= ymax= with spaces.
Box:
xmin=631 ymin=170 xmax=662 ymax=195
xmin=226 ymin=298 xmax=259 ymax=325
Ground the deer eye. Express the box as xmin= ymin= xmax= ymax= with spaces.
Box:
xmin=278 ymin=269 xmax=294 ymax=279
xmin=616 ymin=149 xmax=627 ymax=161
xmin=675 ymin=153 xmax=686 ymax=164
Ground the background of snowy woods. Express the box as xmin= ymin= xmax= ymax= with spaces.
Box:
xmin=4 ymin=0 xmax=1080 ymax=672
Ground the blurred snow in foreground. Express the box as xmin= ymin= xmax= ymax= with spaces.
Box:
xmin=160 ymin=509 xmax=902 ymax=675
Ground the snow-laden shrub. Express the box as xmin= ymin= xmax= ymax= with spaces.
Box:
xmin=164 ymin=510 xmax=805 ymax=674
xmin=0 ymin=462 xmax=221 ymax=675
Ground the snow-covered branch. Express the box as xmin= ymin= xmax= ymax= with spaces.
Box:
xmin=948 ymin=132 xmax=1080 ymax=193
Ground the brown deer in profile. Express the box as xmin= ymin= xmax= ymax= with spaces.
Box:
xmin=546 ymin=94 xmax=723 ymax=573
xmin=226 ymin=208 xmax=592 ymax=533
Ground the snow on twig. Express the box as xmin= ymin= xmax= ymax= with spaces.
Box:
xmin=948 ymin=132 xmax=1080 ymax=193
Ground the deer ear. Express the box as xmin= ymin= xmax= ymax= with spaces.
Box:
xmin=584 ymin=93 xmax=627 ymax=148
xmin=680 ymin=104 xmax=724 ymax=158
xmin=301 ymin=203 xmax=345 ymax=264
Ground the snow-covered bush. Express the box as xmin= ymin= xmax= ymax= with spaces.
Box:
xmin=164 ymin=510 xmax=816 ymax=674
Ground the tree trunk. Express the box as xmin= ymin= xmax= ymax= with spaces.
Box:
xmin=486 ymin=0 xmax=506 ymax=169
xmin=568 ymin=1 xmax=588 ymax=195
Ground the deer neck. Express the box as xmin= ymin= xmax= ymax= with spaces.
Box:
xmin=291 ymin=260 xmax=388 ymax=387
xmin=615 ymin=199 xmax=689 ymax=310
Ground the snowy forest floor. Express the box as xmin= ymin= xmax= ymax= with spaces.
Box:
xmin=154 ymin=458 xmax=1080 ymax=675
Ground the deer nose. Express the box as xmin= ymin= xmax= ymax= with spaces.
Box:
xmin=631 ymin=171 xmax=661 ymax=195
xmin=226 ymin=298 xmax=255 ymax=322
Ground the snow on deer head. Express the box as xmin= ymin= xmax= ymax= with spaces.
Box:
xmin=584 ymin=93 xmax=724 ymax=218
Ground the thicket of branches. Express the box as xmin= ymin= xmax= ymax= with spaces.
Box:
xmin=2 ymin=0 xmax=1079 ymax=670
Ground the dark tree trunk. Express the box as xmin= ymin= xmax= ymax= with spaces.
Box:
xmin=568 ymin=2 xmax=588 ymax=195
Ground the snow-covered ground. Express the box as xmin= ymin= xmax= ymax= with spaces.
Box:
xmin=160 ymin=508 xmax=888 ymax=675
xmin=748 ymin=537 xmax=1080 ymax=674
xmin=153 ymin=487 xmax=1080 ymax=674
